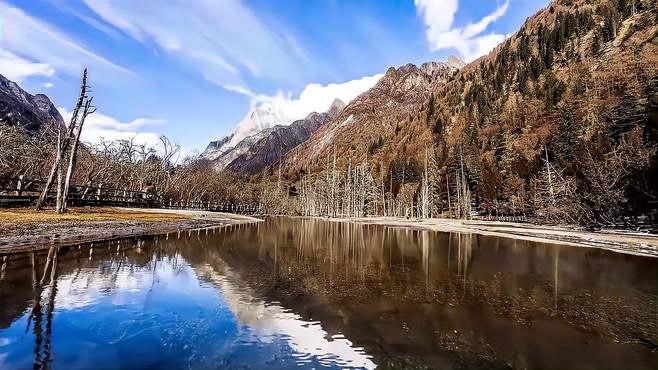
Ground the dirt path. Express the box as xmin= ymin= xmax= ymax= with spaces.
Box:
xmin=328 ymin=216 xmax=658 ymax=257
xmin=0 ymin=207 xmax=261 ymax=254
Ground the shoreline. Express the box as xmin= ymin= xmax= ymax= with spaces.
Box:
xmin=2 ymin=208 xmax=656 ymax=257
xmin=0 ymin=207 xmax=262 ymax=254
xmin=323 ymin=216 xmax=658 ymax=258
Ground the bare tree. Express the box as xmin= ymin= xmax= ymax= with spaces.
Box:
xmin=36 ymin=69 xmax=89 ymax=210
xmin=59 ymin=96 xmax=96 ymax=212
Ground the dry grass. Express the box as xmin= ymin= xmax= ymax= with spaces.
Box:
xmin=0 ymin=206 xmax=189 ymax=224
xmin=0 ymin=207 xmax=259 ymax=252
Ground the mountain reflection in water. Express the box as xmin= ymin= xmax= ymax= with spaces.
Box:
xmin=0 ymin=217 xmax=656 ymax=369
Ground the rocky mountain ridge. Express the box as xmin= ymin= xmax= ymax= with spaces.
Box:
xmin=201 ymin=102 xmax=287 ymax=163
xmin=0 ymin=73 xmax=64 ymax=131
xmin=276 ymin=58 xmax=463 ymax=176
xmin=227 ymin=99 xmax=345 ymax=175
xmin=202 ymin=98 xmax=346 ymax=172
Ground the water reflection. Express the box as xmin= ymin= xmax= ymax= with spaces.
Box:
xmin=0 ymin=217 xmax=656 ymax=369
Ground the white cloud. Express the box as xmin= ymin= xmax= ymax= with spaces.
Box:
xmin=251 ymin=73 xmax=383 ymax=123
xmin=221 ymin=84 xmax=256 ymax=98
xmin=0 ymin=2 xmax=132 ymax=81
xmin=76 ymin=0 xmax=307 ymax=94
xmin=0 ymin=49 xmax=54 ymax=83
xmin=415 ymin=0 xmax=510 ymax=61
xmin=58 ymin=107 xmax=163 ymax=147
xmin=414 ymin=0 xmax=459 ymax=38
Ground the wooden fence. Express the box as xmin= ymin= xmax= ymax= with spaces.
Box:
xmin=0 ymin=176 xmax=262 ymax=215
xmin=0 ymin=176 xmax=158 ymax=208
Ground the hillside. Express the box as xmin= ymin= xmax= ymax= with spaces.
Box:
xmin=270 ymin=0 xmax=658 ymax=225
xmin=421 ymin=0 xmax=658 ymax=223
xmin=277 ymin=59 xmax=463 ymax=176
xmin=0 ymin=73 xmax=64 ymax=131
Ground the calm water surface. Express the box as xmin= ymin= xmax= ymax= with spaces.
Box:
xmin=0 ymin=217 xmax=656 ymax=369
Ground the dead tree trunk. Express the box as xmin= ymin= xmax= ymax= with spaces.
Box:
xmin=446 ymin=173 xmax=451 ymax=218
xmin=36 ymin=69 xmax=88 ymax=210
xmin=55 ymin=130 xmax=64 ymax=212
xmin=60 ymin=97 xmax=95 ymax=213
xmin=331 ymin=145 xmax=336 ymax=217
xmin=544 ymin=145 xmax=555 ymax=204
xmin=380 ymin=161 xmax=386 ymax=217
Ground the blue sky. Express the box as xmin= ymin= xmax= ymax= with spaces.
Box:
xmin=0 ymin=0 xmax=548 ymax=153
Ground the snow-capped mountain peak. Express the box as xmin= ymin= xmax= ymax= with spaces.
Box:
xmin=231 ymin=103 xmax=286 ymax=146
xmin=201 ymin=102 xmax=288 ymax=160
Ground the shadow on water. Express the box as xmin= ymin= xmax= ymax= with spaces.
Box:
xmin=0 ymin=217 xmax=656 ymax=369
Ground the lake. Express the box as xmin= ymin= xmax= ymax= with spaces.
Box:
xmin=0 ymin=217 xmax=656 ymax=369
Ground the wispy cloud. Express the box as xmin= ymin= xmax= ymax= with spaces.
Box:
xmin=0 ymin=49 xmax=54 ymax=83
xmin=415 ymin=0 xmax=510 ymax=61
xmin=76 ymin=0 xmax=308 ymax=94
xmin=0 ymin=1 xmax=132 ymax=83
xmin=58 ymin=107 xmax=164 ymax=147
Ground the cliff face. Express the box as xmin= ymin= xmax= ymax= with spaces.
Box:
xmin=0 ymin=73 xmax=64 ymax=131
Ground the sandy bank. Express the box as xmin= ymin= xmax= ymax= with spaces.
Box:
xmin=0 ymin=207 xmax=261 ymax=253
xmin=327 ymin=216 xmax=658 ymax=257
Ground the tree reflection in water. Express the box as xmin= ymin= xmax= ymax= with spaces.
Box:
xmin=0 ymin=217 xmax=655 ymax=370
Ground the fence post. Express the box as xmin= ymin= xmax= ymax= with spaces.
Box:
xmin=15 ymin=175 xmax=24 ymax=196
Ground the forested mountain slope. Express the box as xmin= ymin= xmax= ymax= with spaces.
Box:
xmin=272 ymin=0 xmax=658 ymax=225
xmin=421 ymin=0 xmax=658 ymax=224
xmin=277 ymin=60 xmax=463 ymax=176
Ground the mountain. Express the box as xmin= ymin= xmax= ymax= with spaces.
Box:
xmin=206 ymin=127 xmax=278 ymax=171
xmin=202 ymin=135 xmax=234 ymax=162
xmin=0 ymin=73 xmax=64 ymax=131
xmin=227 ymin=99 xmax=345 ymax=175
xmin=203 ymin=99 xmax=345 ymax=172
xmin=271 ymin=0 xmax=658 ymax=224
xmin=277 ymin=59 xmax=461 ymax=176
xmin=417 ymin=0 xmax=658 ymax=223
xmin=201 ymin=102 xmax=287 ymax=163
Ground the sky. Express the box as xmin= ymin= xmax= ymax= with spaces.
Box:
xmin=0 ymin=0 xmax=548 ymax=154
